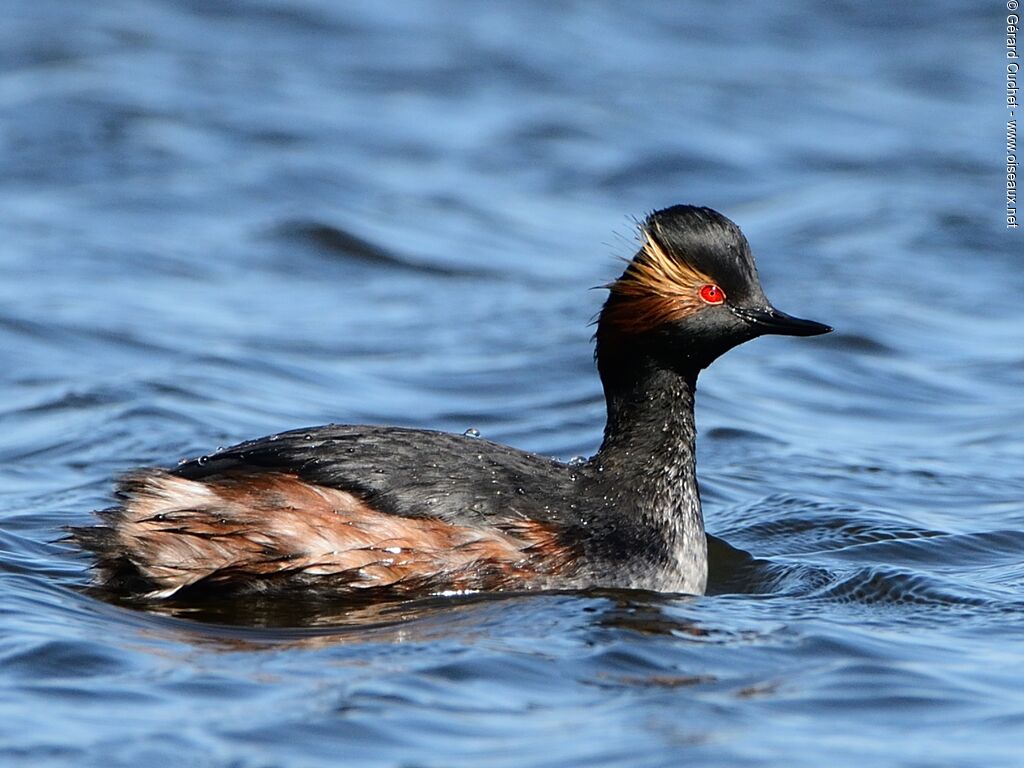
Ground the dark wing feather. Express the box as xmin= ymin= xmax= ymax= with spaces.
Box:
xmin=173 ymin=425 xmax=580 ymax=528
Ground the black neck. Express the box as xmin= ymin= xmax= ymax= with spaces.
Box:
xmin=596 ymin=352 xmax=699 ymax=478
xmin=589 ymin=346 xmax=706 ymax=591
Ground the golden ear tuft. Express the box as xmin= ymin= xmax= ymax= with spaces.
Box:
xmin=602 ymin=225 xmax=717 ymax=334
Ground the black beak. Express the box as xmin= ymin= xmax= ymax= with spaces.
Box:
xmin=730 ymin=305 xmax=833 ymax=337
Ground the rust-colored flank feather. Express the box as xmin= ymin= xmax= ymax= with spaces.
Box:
xmin=100 ymin=470 xmax=572 ymax=599
xmin=603 ymin=224 xmax=716 ymax=335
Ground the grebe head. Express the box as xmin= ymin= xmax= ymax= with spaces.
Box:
xmin=596 ymin=205 xmax=831 ymax=378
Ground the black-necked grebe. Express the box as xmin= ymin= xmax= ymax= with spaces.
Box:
xmin=71 ymin=205 xmax=831 ymax=599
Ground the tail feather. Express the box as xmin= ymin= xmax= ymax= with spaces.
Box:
xmin=66 ymin=511 xmax=154 ymax=597
xmin=71 ymin=468 xmax=341 ymax=598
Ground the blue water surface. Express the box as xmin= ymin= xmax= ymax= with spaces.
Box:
xmin=1 ymin=1 xmax=1021 ymax=766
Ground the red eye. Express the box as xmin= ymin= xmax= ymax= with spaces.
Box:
xmin=699 ymin=284 xmax=725 ymax=305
